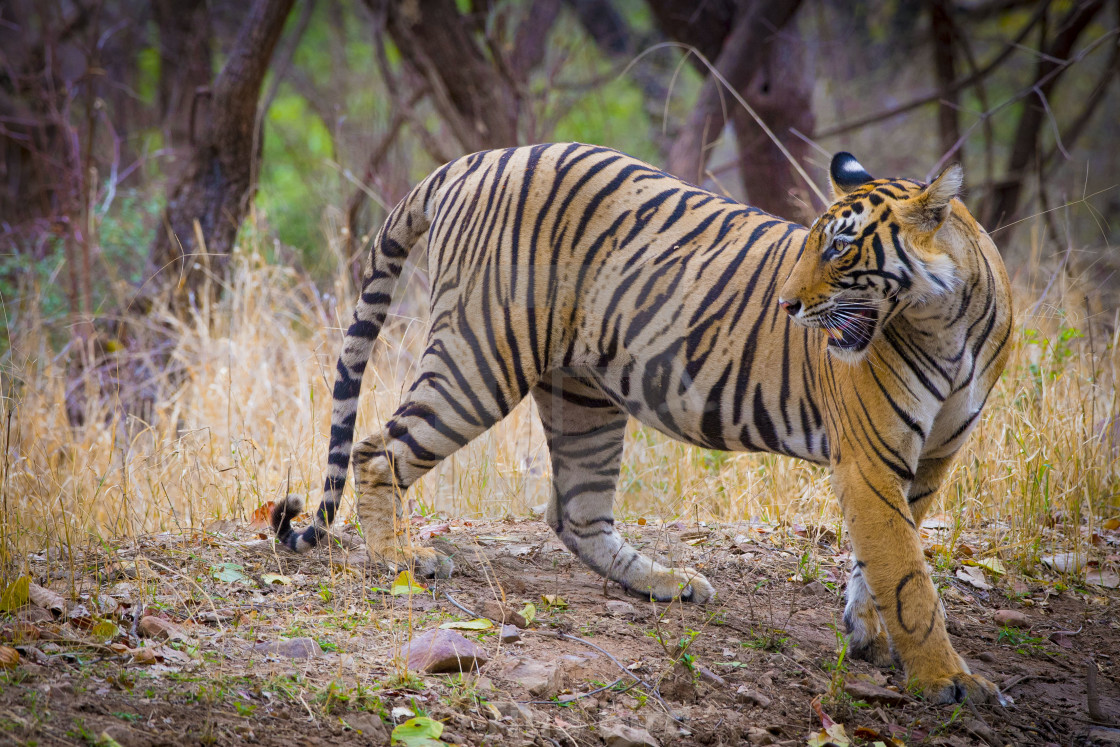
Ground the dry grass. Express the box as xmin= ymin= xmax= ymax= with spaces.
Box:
xmin=1 ymin=225 xmax=1117 ymax=583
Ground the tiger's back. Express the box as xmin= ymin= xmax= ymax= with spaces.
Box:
xmin=423 ymin=144 xmax=826 ymax=460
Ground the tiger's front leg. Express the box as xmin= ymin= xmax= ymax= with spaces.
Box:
xmin=833 ymin=461 xmax=1005 ymax=705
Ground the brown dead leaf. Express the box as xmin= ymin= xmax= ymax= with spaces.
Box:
xmin=249 ymin=501 xmax=275 ymax=529
xmin=28 ymin=584 xmax=65 ymax=616
xmin=130 ymin=647 xmax=159 ymax=665
xmin=0 ymin=645 xmax=19 ymax=669
xmin=67 ymin=604 xmax=95 ymax=630
xmin=1104 ymin=518 xmax=1120 ymax=531
xmin=137 ymin=615 xmax=189 ymax=642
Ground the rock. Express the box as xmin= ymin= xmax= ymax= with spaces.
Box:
xmin=499 ymin=625 xmax=521 ymax=644
xmin=976 ymin=651 xmax=997 ymax=663
xmin=962 ymin=718 xmax=999 ymax=746
xmin=697 ymin=666 xmax=726 ymax=687
xmin=1088 ymin=727 xmax=1120 ymax=745
xmin=480 ymin=601 xmax=528 ymax=629
xmin=137 ymin=616 xmax=189 ymax=642
xmin=605 ymin=600 xmax=639 ymax=619
xmin=992 ymin=609 xmax=1031 ymax=628
xmin=398 ymin=628 xmax=488 ymax=673
xmin=502 ymin=658 xmax=563 ymax=696
xmin=842 ymin=679 xmax=913 ymax=706
xmin=801 ymin=581 xmax=829 ymax=596
xmin=344 ymin=713 xmax=388 ymax=740
xmin=745 ymin=727 xmax=777 ymax=746
xmin=1041 ymin=553 xmax=1084 ymax=574
xmin=601 ymin=723 xmax=659 ymax=747
xmin=492 ymin=700 xmax=534 ymax=722
xmin=735 ymin=686 xmax=772 ymax=708
xmin=253 ymin=637 xmax=322 ymax=659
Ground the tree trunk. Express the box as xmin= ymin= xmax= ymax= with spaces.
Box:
xmin=732 ymin=26 xmax=815 ymax=221
xmin=152 ymin=0 xmax=213 ymax=167
xmin=149 ymin=0 xmax=296 ymax=310
xmin=379 ymin=0 xmax=520 ymax=152
xmin=928 ymin=0 xmax=962 ymax=159
xmin=649 ymin=0 xmax=808 ymax=219
xmin=983 ymin=0 xmax=1105 ymax=229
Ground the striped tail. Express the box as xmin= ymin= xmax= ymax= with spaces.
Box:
xmin=271 ymin=167 xmax=446 ymax=552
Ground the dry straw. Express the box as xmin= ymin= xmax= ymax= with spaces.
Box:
xmin=1 ymin=223 xmax=1117 ymax=581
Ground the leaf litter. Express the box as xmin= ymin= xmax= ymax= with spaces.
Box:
xmin=0 ymin=516 xmax=1117 ymax=746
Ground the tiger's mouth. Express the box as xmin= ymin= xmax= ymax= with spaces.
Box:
xmin=823 ymin=306 xmax=879 ymax=352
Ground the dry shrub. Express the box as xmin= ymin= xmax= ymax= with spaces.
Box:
xmin=1 ymin=231 xmax=1117 ymax=578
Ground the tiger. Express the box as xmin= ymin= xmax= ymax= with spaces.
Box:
xmin=272 ymin=143 xmax=1012 ymax=705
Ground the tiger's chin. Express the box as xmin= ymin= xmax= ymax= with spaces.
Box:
xmin=822 ymin=305 xmax=880 ymax=362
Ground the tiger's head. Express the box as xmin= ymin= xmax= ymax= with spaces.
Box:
xmin=778 ymin=152 xmax=966 ymax=361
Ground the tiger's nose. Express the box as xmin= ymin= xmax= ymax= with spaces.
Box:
xmin=779 ymin=299 xmax=802 ymax=317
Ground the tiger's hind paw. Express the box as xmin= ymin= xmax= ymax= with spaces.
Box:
xmin=373 ymin=545 xmax=454 ymax=579
xmin=624 ymin=566 xmax=715 ymax=604
xmin=921 ymin=672 xmax=1010 ymax=706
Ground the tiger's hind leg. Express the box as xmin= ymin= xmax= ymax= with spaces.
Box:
xmin=532 ymin=372 xmax=715 ymax=603
xmin=351 ymin=350 xmax=523 ymax=578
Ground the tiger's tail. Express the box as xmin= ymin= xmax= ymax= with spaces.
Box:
xmin=271 ymin=164 xmax=451 ymax=552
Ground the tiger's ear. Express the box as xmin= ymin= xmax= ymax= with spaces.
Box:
xmin=899 ymin=164 xmax=963 ymax=233
xmin=829 ymin=152 xmax=874 ymax=198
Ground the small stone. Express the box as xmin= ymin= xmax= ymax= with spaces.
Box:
xmin=138 ymin=616 xmax=189 ymax=642
xmin=735 ymin=686 xmax=771 ymax=708
xmin=992 ymin=609 xmax=1031 ymax=628
xmin=398 ymin=628 xmax=488 ymax=673
xmin=843 ymin=678 xmax=913 ymax=706
xmin=1041 ymin=553 xmax=1084 ymax=574
xmin=492 ymin=700 xmax=534 ymax=722
xmin=480 ymin=601 xmax=528 ymax=629
xmin=254 ymin=637 xmax=322 ymax=659
xmin=601 ymin=723 xmax=659 ymax=747
xmin=801 ymin=580 xmax=829 ymax=596
xmin=605 ymin=600 xmax=639 ymax=619
xmin=501 ymin=658 xmax=562 ymax=696
xmin=976 ymin=651 xmax=997 ymax=663
xmin=745 ymin=727 xmax=777 ymax=746
xmin=697 ymin=666 xmax=726 ymax=687
xmin=344 ymin=712 xmax=388 ymax=740
xmin=1088 ymin=727 xmax=1120 ymax=745
xmin=499 ymin=624 xmax=521 ymax=644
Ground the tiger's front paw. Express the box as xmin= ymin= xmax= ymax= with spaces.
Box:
xmin=918 ymin=672 xmax=1009 ymax=706
xmin=374 ymin=545 xmax=454 ymax=579
xmin=625 ymin=566 xmax=715 ymax=604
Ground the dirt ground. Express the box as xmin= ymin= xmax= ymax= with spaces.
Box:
xmin=2 ymin=514 xmax=1119 ymax=746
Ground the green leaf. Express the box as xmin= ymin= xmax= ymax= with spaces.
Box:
xmin=519 ymin=602 xmax=536 ymax=625
xmin=0 ymin=576 xmax=30 ymax=612
xmin=438 ymin=618 xmax=492 ymax=631
xmin=390 ymin=570 xmax=426 ymax=596
xmin=211 ymin=563 xmax=251 ymax=585
xmin=540 ymin=594 xmax=567 ymax=609
xmin=390 ymin=716 xmax=444 ymax=746
xmin=91 ymin=619 xmax=119 ymax=641
xmin=972 ymin=557 xmax=1006 ymax=575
